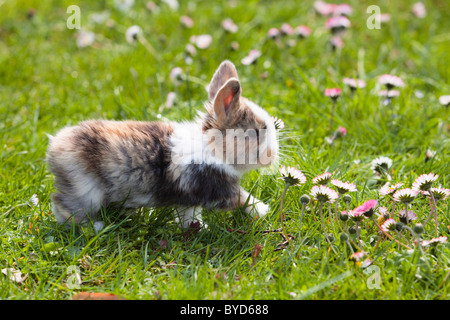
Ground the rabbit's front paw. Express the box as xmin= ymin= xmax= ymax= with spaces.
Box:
xmin=246 ymin=200 xmax=269 ymax=218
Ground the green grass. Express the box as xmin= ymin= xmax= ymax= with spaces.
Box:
xmin=0 ymin=0 xmax=449 ymax=300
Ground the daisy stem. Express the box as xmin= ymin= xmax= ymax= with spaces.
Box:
xmin=319 ymin=202 xmax=330 ymax=245
xmin=428 ymin=190 xmax=439 ymax=237
xmin=279 ymin=183 xmax=290 ymax=243
xmin=356 ymin=221 xmax=360 ymax=247
xmin=370 ymin=216 xmax=412 ymax=250
xmin=334 ymin=193 xmax=341 ymax=224
xmin=299 ymin=203 xmax=306 ymax=234
xmin=391 ymin=198 xmax=395 ymax=219
xmin=138 ymin=36 xmax=159 ymax=60
xmin=329 ymin=100 xmax=336 ymax=132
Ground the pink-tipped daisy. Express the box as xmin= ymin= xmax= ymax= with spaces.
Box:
xmin=324 ymin=88 xmax=342 ymax=100
xmin=278 ymin=166 xmax=306 ymax=187
xmin=330 ymin=36 xmax=344 ymax=50
xmin=267 ymin=27 xmax=280 ymax=39
xmin=354 ymin=199 xmax=377 ymax=218
xmin=334 ymin=3 xmax=353 ymax=16
xmin=314 ymin=1 xmax=336 ymax=16
xmin=343 ymin=77 xmax=366 ymax=90
xmin=310 ymin=185 xmax=339 ymax=203
xmin=393 ymin=188 xmax=419 ymax=204
xmin=180 ymin=15 xmax=194 ymax=28
xmin=370 ymin=156 xmax=393 ymax=175
xmin=379 ymin=183 xmax=404 ymax=197
xmin=336 ymin=126 xmax=347 ymax=137
xmin=381 ymin=218 xmax=397 ymax=233
xmin=312 ymin=172 xmax=333 ymax=185
xmin=376 ymin=206 xmax=390 ymax=224
xmin=280 ymin=23 xmax=294 ymax=36
xmin=272 ymin=116 xmax=285 ymax=130
xmin=425 ymin=186 xmax=450 ymax=201
xmin=421 ymin=236 xmax=447 ymax=247
xmin=349 ymin=250 xmax=366 ymax=262
xmin=378 ymin=90 xmax=400 ymax=98
xmin=348 ymin=210 xmax=364 ymax=222
xmin=325 ymin=16 xmax=351 ymax=34
xmin=412 ymin=173 xmax=439 ymax=192
xmin=398 ymin=209 xmax=417 ymax=225
xmin=294 ymin=25 xmax=311 ymax=38
xmin=412 ymin=2 xmax=426 ymax=19
xmin=378 ymin=74 xmax=405 ymax=89
xmin=190 ymin=34 xmax=212 ymax=49
xmin=241 ymin=49 xmax=261 ymax=66
xmin=170 ymin=67 xmax=183 ymax=86
xmin=330 ymin=179 xmax=357 ymax=194
xmin=439 ymin=95 xmax=450 ymax=107
xmin=222 ymin=18 xmax=238 ymax=33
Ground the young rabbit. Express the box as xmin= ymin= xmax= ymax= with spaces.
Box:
xmin=46 ymin=60 xmax=279 ymax=229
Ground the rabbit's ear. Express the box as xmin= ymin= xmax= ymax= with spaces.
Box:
xmin=213 ymin=78 xmax=241 ymax=122
xmin=208 ymin=60 xmax=239 ymax=101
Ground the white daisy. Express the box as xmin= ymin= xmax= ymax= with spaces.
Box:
xmin=279 ymin=166 xmax=306 ymax=187
xmin=378 ymin=74 xmax=405 ymax=89
xmin=30 ymin=194 xmax=39 ymax=207
xmin=330 ymin=179 xmax=357 ymax=194
xmin=421 ymin=236 xmax=447 ymax=247
xmin=412 ymin=173 xmax=439 ymax=191
xmin=381 ymin=218 xmax=397 ymax=233
xmin=312 ymin=172 xmax=333 ymax=185
xmin=393 ymin=188 xmax=419 ymax=204
xmin=424 ymin=186 xmax=450 ymax=201
xmin=310 ymin=185 xmax=339 ymax=203
xmin=125 ymin=25 xmax=142 ymax=44
xmin=398 ymin=209 xmax=417 ymax=224
xmin=439 ymin=95 xmax=450 ymax=107
xmin=370 ymin=156 xmax=393 ymax=175
xmin=379 ymin=182 xmax=403 ymax=197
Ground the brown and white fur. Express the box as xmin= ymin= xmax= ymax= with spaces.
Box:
xmin=46 ymin=60 xmax=279 ymax=229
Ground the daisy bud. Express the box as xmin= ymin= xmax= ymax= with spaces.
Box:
xmin=339 ymin=211 xmax=349 ymax=221
xmin=300 ymin=194 xmax=311 ymax=205
xmin=340 ymin=232 xmax=349 ymax=242
xmin=349 ymin=226 xmax=358 ymax=234
xmin=342 ymin=194 xmax=352 ymax=204
xmin=395 ymin=222 xmax=404 ymax=232
xmin=414 ymin=223 xmax=424 ymax=235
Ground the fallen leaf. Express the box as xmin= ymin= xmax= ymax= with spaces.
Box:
xmin=2 ymin=268 xmax=27 ymax=283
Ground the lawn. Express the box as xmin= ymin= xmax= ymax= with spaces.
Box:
xmin=0 ymin=0 xmax=449 ymax=300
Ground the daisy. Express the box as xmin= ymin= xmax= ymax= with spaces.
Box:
xmin=330 ymin=36 xmax=344 ymax=50
xmin=312 ymin=172 xmax=333 ymax=185
xmin=222 ymin=18 xmax=238 ymax=33
xmin=376 ymin=206 xmax=390 ymax=224
xmin=425 ymin=149 xmax=436 ymax=162
xmin=378 ymin=90 xmax=400 ymax=98
xmin=114 ymin=0 xmax=134 ymax=12
xmin=425 ymin=186 xmax=450 ymax=201
xmin=378 ymin=74 xmax=405 ymax=89
xmin=267 ymin=28 xmax=280 ymax=39
xmin=294 ymin=25 xmax=311 ymax=38
xmin=348 ymin=210 xmax=364 ymax=222
xmin=334 ymin=3 xmax=353 ymax=16
xmin=180 ymin=15 xmax=194 ymax=28
xmin=76 ymin=30 xmax=95 ymax=48
xmin=421 ymin=236 xmax=447 ymax=247
xmin=280 ymin=23 xmax=294 ymax=36
xmin=439 ymin=95 xmax=450 ymax=107
xmin=349 ymin=250 xmax=366 ymax=262
xmin=398 ymin=209 xmax=417 ymax=225
xmin=379 ymin=183 xmax=404 ymax=197
xmin=170 ymin=67 xmax=183 ymax=86
xmin=325 ymin=16 xmax=351 ymax=34
xmin=354 ymin=199 xmax=377 ymax=218
xmin=272 ymin=117 xmax=285 ymax=130
xmin=125 ymin=25 xmax=142 ymax=44
xmin=412 ymin=2 xmax=426 ymax=19
xmin=412 ymin=173 xmax=439 ymax=192
xmin=324 ymin=88 xmax=342 ymax=100
xmin=381 ymin=218 xmax=397 ymax=233
xmin=279 ymin=166 xmax=306 ymax=187
xmin=370 ymin=156 xmax=392 ymax=175
xmin=241 ymin=49 xmax=261 ymax=66
xmin=165 ymin=92 xmax=176 ymax=108
xmin=343 ymin=77 xmax=366 ymax=90
xmin=314 ymin=1 xmax=336 ymax=16
xmin=330 ymin=179 xmax=357 ymax=194
xmin=310 ymin=185 xmax=339 ymax=203
xmin=191 ymin=34 xmax=212 ymax=49
xmin=393 ymin=188 xmax=419 ymax=204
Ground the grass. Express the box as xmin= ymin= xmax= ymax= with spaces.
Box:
xmin=0 ymin=0 xmax=449 ymax=300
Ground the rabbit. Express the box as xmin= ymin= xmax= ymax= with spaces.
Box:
xmin=46 ymin=60 xmax=279 ymax=230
